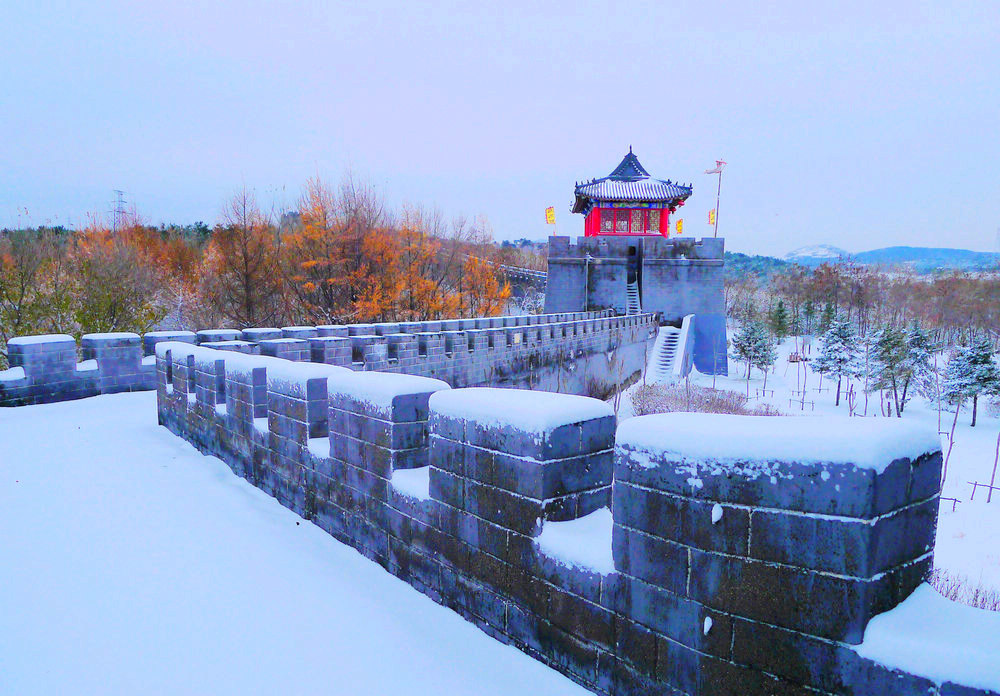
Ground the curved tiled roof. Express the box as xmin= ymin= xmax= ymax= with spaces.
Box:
xmin=573 ymin=150 xmax=692 ymax=213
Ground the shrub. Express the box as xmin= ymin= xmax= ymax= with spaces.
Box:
xmin=631 ymin=383 xmax=781 ymax=417
xmin=930 ymin=568 xmax=1000 ymax=611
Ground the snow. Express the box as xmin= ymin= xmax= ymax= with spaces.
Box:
xmin=281 ymin=326 xmax=316 ymax=331
xmin=75 ymin=359 xmax=98 ymax=372
xmin=0 ymin=392 xmax=587 ymax=695
xmin=785 ymin=244 xmax=849 ymax=261
xmin=143 ymin=330 xmax=196 ymax=338
xmin=711 ymin=503 xmax=723 ymax=524
xmin=616 ymin=333 xmax=1000 ymax=590
xmin=81 ymin=332 xmax=140 ymax=340
xmin=307 ymin=436 xmax=329 ymax=459
xmin=391 ymin=466 xmax=431 ymax=501
xmin=7 ymin=333 xmax=74 ymax=346
xmin=253 ymin=416 xmax=269 ymax=433
xmin=535 ymin=507 xmax=615 ymax=575
xmin=329 ymin=371 xmax=451 ymax=416
xmin=703 ymin=616 xmax=713 ymax=635
xmin=616 ymin=412 xmax=941 ymax=473
xmin=430 ymin=387 xmax=613 ymax=434
xmin=854 ymin=584 xmax=1000 ymax=691
xmin=0 ymin=366 xmax=26 ymax=382
xmin=261 ymin=337 xmax=307 ymax=343
xmin=141 ymin=355 xmax=156 ymax=366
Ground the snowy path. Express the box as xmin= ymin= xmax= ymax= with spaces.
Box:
xmin=0 ymin=392 xmax=588 ymax=696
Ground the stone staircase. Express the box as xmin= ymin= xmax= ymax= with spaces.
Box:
xmin=647 ymin=326 xmax=681 ymax=383
xmin=626 ymin=281 xmax=642 ymax=315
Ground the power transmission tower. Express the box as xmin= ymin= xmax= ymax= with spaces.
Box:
xmin=110 ymin=189 xmax=127 ymax=233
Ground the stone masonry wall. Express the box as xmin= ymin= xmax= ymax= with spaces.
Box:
xmin=153 ymin=343 xmax=993 ymax=696
xmin=544 ymin=236 xmax=727 ymax=375
xmin=0 ymin=310 xmax=656 ymax=407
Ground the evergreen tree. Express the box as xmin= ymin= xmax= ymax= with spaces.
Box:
xmin=904 ymin=321 xmax=938 ymax=405
xmin=867 ymin=327 xmax=909 ymax=417
xmin=769 ymin=300 xmax=790 ymax=340
xmin=802 ymin=300 xmax=816 ymax=335
xmin=966 ymin=336 xmax=1000 ymax=427
xmin=730 ymin=321 xmax=757 ymax=379
xmin=813 ymin=317 xmax=859 ymax=406
xmin=818 ymin=302 xmax=836 ymax=333
xmin=943 ymin=344 xmax=975 ymax=416
xmin=749 ymin=321 xmax=779 ymax=390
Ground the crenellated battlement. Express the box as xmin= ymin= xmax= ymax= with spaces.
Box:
xmin=547 ymin=235 xmax=725 ymax=262
xmin=0 ymin=310 xmax=657 ymax=407
xmin=149 ymin=342 xmax=993 ymax=696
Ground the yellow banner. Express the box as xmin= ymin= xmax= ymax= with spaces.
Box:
xmin=708 ymin=209 xmax=716 ymax=225
xmin=545 ymin=206 xmax=555 ymax=225
xmin=676 ymin=218 xmax=684 ymax=234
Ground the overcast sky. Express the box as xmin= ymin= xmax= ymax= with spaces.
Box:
xmin=2 ymin=1 xmax=998 ymax=257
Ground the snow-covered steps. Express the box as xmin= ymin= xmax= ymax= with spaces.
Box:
xmin=626 ymin=281 xmax=642 ymax=315
xmin=647 ymin=326 xmax=682 ymax=383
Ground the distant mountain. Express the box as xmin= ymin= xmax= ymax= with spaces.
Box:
xmin=784 ymin=244 xmax=849 ymax=265
xmin=852 ymin=246 xmax=1000 ymax=271
xmin=780 ymin=244 xmax=1000 ymax=272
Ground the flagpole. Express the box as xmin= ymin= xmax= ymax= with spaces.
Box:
xmin=713 ymin=166 xmax=722 ymax=238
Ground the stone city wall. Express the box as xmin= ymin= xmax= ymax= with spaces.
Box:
xmin=0 ymin=310 xmax=657 ymax=407
xmin=154 ymin=342 xmax=994 ymax=696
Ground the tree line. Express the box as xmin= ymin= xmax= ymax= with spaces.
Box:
xmin=725 ymin=260 xmax=1000 ymax=426
xmin=0 ymin=176 xmax=521 ymax=367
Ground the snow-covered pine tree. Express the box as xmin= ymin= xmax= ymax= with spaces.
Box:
xmin=813 ymin=317 xmax=859 ymax=406
xmin=749 ymin=321 xmax=778 ymax=390
xmin=905 ymin=321 xmax=938 ymax=406
xmin=966 ymin=336 xmax=1000 ymax=427
xmin=769 ymin=300 xmax=789 ymax=340
xmin=730 ymin=320 xmax=757 ymax=379
xmin=818 ymin=302 xmax=836 ymax=333
xmin=943 ymin=343 xmax=974 ymax=412
xmin=868 ymin=327 xmax=909 ymax=417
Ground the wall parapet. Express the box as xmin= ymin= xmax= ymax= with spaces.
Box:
xmin=152 ymin=343 xmax=995 ymax=696
xmin=1 ymin=310 xmax=653 ymax=407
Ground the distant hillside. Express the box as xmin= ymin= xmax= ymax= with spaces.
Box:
xmin=852 ymin=246 xmax=1000 ymax=271
xmin=724 ymin=251 xmax=790 ymax=279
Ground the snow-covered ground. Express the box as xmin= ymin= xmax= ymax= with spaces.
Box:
xmin=0 ymin=392 xmax=589 ymax=696
xmin=619 ymin=331 xmax=1000 ymax=592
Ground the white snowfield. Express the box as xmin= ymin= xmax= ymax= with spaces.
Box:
xmin=0 ymin=392 xmax=588 ymax=696
xmin=616 ymin=412 xmax=942 ymax=473
xmin=856 ymin=585 xmax=1000 ymax=691
xmin=328 ymin=370 xmax=451 ymax=416
xmin=429 ymin=387 xmax=613 ymax=433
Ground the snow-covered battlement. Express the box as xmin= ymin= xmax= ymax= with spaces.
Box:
xmin=152 ymin=342 xmax=994 ymax=696
xmin=1 ymin=310 xmax=657 ymax=407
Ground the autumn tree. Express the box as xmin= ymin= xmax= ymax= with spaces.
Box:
xmin=202 ymin=188 xmax=285 ymax=327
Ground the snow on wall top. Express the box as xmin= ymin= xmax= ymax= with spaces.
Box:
xmin=854 ymin=584 xmax=1000 ymax=691
xmin=143 ymin=330 xmax=197 ymax=338
xmin=429 ymin=387 xmax=613 ymax=434
xmin=8 ymin=334 xmax=75 ymax=346
xmin=329 ymin=371 xmax=450 ymax=416
xmin=616 ymin=413 xmax=941 ymax=473
xmin=81 ymin=332 xmax=140 ymax=340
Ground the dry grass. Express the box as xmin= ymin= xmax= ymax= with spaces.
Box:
xmin=929 ymin=569 xmax=1000 ymax=611
xmin=631 ymin=383 xmax=782 ymax=417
